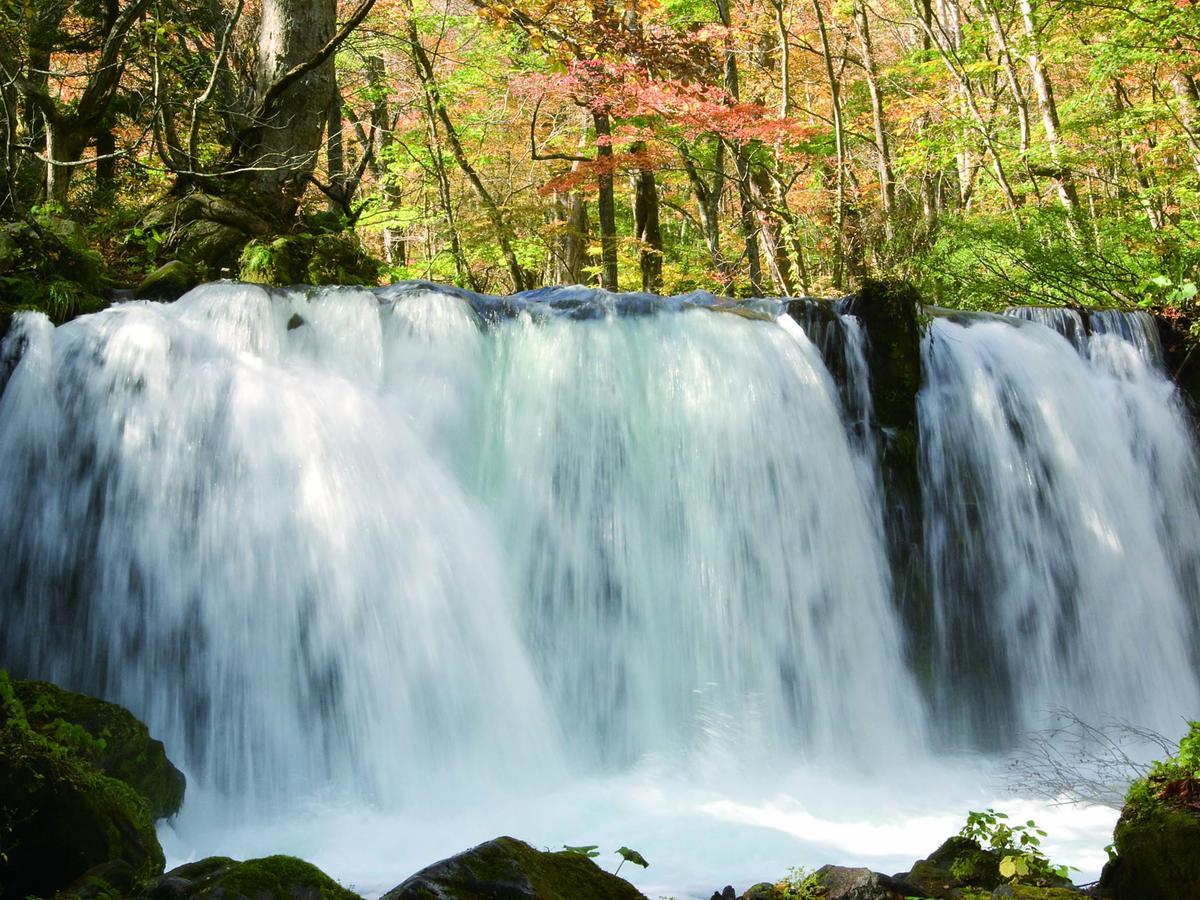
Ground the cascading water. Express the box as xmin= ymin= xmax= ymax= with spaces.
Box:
xmin=922 ymin=312 xmax=1200 ymax=745
xmin=0 ymin=283 xmax=1196 ymax=895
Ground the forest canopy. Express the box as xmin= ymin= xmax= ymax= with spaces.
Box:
xmin=0 ymin=0 xmax=1198 ymax=313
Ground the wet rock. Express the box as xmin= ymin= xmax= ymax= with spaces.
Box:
xmin=815 ymin=865 xmax=904 ymax=899
xmin=0 ymin=688 xmax=164 ymax=898
xmin=12 ymin=677 xmax=185 ymax=819
xmin=895 ymin=836 xmax=1002 ymax=897
xmin=136 ymin=260 xmax=200 ymax=302
xmin=134 ymin=855 xmax=361 ymax=900
xmin=382 ymin=836 xmax=647 ymax=900
xmin=1097 ymin=800 xmax=1200 ymax=899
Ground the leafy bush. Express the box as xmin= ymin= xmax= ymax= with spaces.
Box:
xmin=959 ymin=809 xmax=1072 ymax=883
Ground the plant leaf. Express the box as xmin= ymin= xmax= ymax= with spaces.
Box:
xmin=617 ymin=846 xmax=649 ymax=868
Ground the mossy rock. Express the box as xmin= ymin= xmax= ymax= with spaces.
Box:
xmin=238 ymin=232 xmax=380 ymax=286
xmin=134 ymin=855 xmax=362 ymax=900
xmin=1098 ymin=798 xmax=1200 ymax=900
xmin=740 ymin=883 xmax=784 ymax=900
xmin=990 ymin=885 xmax=1085 ymax=899
xmin=11 ymin=677 xmax=185 ymax=819
xmin=842 ymin=278 xmax=923 ymax=433
xmin=381 ymin=836 xmax=647 ymax=900
xmin=136 ymin=259 xmax=200 ymax=302
xmin=0 ymin=220 xmax=107 ymax=328
xmin=896 ymin=836 xmax=1003 ymax=897
xmin=0 ymin=719 xmax=164 ymax=898
xmin=52 ymin=859 xmax=138 ymax=899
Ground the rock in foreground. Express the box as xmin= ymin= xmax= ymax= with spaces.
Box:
xmin=383 ymin=836 xmax=647 ymax=900
xmin=134 ymin=855 xmax=362 ymax=900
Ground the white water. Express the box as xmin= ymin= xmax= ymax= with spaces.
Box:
xmin=0 ymin=284 xmax=1196 ymax=896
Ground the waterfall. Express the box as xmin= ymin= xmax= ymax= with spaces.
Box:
xmin=0 ymin=283 xmax=1196 ymax=894
xmin=922 ymin=312 xmax=1200 ymax=744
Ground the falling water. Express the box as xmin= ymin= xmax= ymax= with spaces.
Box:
xmin=0 ymin=284 xmax=1196 ymax=895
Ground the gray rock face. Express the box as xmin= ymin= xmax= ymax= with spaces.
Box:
xmin=815 ymin=865 xmax=904 ymax=900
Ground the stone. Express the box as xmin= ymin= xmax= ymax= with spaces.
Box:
xmin=815 ymin=865 xmax=904 ymax=900
xmin=133 ymin=855 xmax=361 ymax=900
xmin=136 ymin=260 xmax=200 ymax=301
xmin=12 ymin=678 xmax=185 ymax=819
xmin=1097 ymin=799 xmax=1200 ymax=899
xmin=0 ymin=711 xmax=164 ymax=898
xmin=896 ymin=836 xmax=1003 ymax=897
xmin=381 ymin=836 xmax=647 ymax=900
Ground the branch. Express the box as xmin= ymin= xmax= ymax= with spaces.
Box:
xmin=530 ymin=96 xmax=590 ymax=162
xmin=255 ymin=0 xmax=379 ymax=124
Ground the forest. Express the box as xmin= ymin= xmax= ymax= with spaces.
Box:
xmin=0 ymin=0 xmax=1198 ymax=318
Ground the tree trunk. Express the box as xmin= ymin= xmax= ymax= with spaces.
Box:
xmin=249 ymin=0 xmax=337 ymax=218
xmin=594 ymin=109 xmax=619 ymax=291
xmin=632 ymin=163 xmax=663 ymax=293
xmin=718 ymin=0 xmax=762 ymax=295
xmin=1017 ymin=0 xmax=1082 ymax=232
xmin=404 ymin=13 xmax=526 ymax=292
xmin=811 ymin=0 xmax=847 ymax=289
xmin=854 ymin=1 xmax=896 ymax=240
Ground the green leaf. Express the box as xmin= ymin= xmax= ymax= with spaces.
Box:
xmin=562 ymin=845 xmax=600 ymax=858
xmin=999 ymin=856 xmax=1017 ymax=879
xmin=617 ymin=846 xmax=649 ymax=869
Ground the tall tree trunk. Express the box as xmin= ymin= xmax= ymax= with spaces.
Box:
xmin=854 ymin=1 xmax=896 ymax=240
xmin=325 ymin=78 xmax=347 ymax=212
xmin=1017 ymin=0 xmax=1082 ymax=233
xmin=1170 ymin=71 xmax=1200 ymax=180
xmin=404 ymin=10 xmax=527 ymax=292
xmin=680 ymin=141 xmax=731 ymax=289
xmin=717 ymin=0 xmax=762 ymax=295
xmin=593 ymin=109 xmax=619 ymax=291
xmin=632 ymin=162 xmax=663 ymax=293
xmin=811 ymin=0 xmax=847 ymax=288
xmin=249 ymin=0 xmax=338 ymax=218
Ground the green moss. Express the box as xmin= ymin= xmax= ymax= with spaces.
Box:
xmin=218 ymin=855 xmax=361 ymax=900
xmin=388 ymin=836 xmax=645 ymax=900
xmin=0 ymin=718 xmax=164 ymax=898
xmin=238 ymin=232 xmax=380 ymax=286
xmin=12 ymin=678 xmax=185 ymax=819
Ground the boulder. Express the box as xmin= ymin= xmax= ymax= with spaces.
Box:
xmin=238 ymin=232 xmax=380 ymax=286
xmin=381 ymin=836 xmax=647 ymax=900
xmin=0 ymin=712 xmax=164 ymax=898
xmin=895 ymin=835 xmax=1002 ymax=897
xmin=133 ymin=855 xmax=361 ymax=900
xmin=815 ymin=865 xmax=904 ymax=900
xmin=12 ymin=678 xmax=185 ymax=819
xmin=136 ymin=260 xmax=200 ymax=302
xmin=1097 ymin=800 xmax=1200 ymax=899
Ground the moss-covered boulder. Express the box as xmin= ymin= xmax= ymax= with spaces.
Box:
xmin=136 ymin=259 xmax=200 ymax=302
xmin=133 ymin=855 xmax=361 ymax=900
xmin=11 ymin=678 xmax=185 ymax=819
xmin=381 ymin=836 xmax=647 ymax=900
xmin=894 ymin=836 xmax=1002 ymax=898
xmin=0 ymin=219 xmax=107 ymax=331
xmin=53 ymin=859 xmax=139 ymax=899
xmin=0 ymin=703 xmax=165 ymax=898
xmin=1097 ymin=799 xmax=1200 ymax=899
xmin=238 ymin=231 xmax=380 ymax=286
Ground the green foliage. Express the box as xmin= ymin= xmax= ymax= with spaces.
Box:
xmin=1123 ymin=720 xmax=1200 ymax=818
xmin=959 ymin=810 xmax=1072 ymax=884
xmin=775 ymin=866 xmax=822 ymax=900
xmin=561 ymin=844 xmax=601 ymax=859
